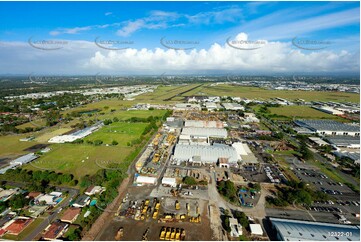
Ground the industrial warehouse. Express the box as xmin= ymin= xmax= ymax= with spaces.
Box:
xmin=294 ymin=120 xmax=360 ymax=136
xmin=269 ymin=217 xmax=360 ymax=241
xmin=173 ymin=143 xmax=239 ymax=165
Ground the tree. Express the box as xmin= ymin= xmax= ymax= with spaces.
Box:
xmin=103 ymin=119 xmax=112 ymax=125
xmin=113 ymin=117 xmax=119 ymax=122
xmin=93 ymin=140 xmax=103 ymax=146
xmin=66 ymin=228 xmax=82 ymax=240
xmin=111 ymin=140 xmax=118 ymax=146
xmin=183 ymin=176 xmax=197 ymax=185
xmin=233 ymin=211 xmax=249 ymax=228
xmin=299 ymin=141 xmax=313 ymax=160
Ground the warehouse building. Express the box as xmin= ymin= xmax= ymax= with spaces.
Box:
xmin=312 ymin=106 xmax=344 ymax=115
xmin=333 ymin=151 xmax=360 ymax=164
xmin=326 ymin=136 xmax=360 ymax=149
xmin=173 ymin=144 xmax=239 ymax=165
xmin=10 ymin=153 xmax=38 ymax=166
xmin=135 ymin=175 xmax=157 ymax=186
xmin=294 ymin=120 xmax=360 ymax=136
xmin=232 ymin=142 xmax=258 ymax=164
xmin=184 ymin=120 xmax=224 ymax=128
xmin=205 ymin=102 xmax=219 ymax=111
xmin=222 ymin=102 xmax=245 ymax=111
xmin=49 ymin=122 xmax=103 ymax=143
xmin=174 ymin=103 xmax=201 ymax=111
xmin=270 ymin=217 xmax=360 ymax=241
xmin=181 ymin=127 xmax=227 ymax=138
xmin=161 ymin=177 xmax=177 ymax=187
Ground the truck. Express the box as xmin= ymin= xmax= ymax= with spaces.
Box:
xmin=170 ymin=228 xmax=176 ymax=241
xmin=175 ymin=200 xmax=180 ymax=210
xmin=115 ymin=227 xmax=124 ymax=240
xmin=160 ymin=227 xmax=166 ymax=240
xmin=165 ymin=228 xmax=171 ymax=240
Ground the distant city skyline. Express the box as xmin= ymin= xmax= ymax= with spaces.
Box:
xmin=0 ymin=1 xmax=359 ymax=75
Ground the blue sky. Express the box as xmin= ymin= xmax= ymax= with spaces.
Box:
xmin=0 ymin=1 xmax=359 ymax=75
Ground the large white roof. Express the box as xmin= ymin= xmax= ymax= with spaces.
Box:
xmin=181 ymin=127 xmax=227 ymax=138
xmin=136 ymin=176 xmax=157 ymax=184
xmin=250 ymin=224 xmax=263 ymax=235
xmin=173 ymin=144 xmax=239 ymax=163
xmin=184 ymin=120 xmax=224 ymax=128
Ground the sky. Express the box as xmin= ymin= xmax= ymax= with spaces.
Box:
xmin=0 ymin=1 xmax=359 ymax=75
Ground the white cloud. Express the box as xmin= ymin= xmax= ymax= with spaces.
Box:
xmin=84 ymin=33 xmax=359 ymax=73
xmin=50 ymin=26 xmax=92 ymax=36
xmin=0 ymin=33 xmax=358 ymax=75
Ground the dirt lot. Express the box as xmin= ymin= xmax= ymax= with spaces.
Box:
xmin=97 ymin=197 xmax=212 ymax=241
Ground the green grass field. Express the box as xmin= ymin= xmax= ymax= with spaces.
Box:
xmin=98 ymin=109 xmax=167 ymax=121
xmin=0 ymin=135 xmax=40 ymax=158
xmin=268 ymin=106 xmax=347 ymax=120
xmin=2 ymin=107 xmax=165 ymax=180
xmin=134 ymin=84 xmax=201 ymax=103
xmin=200 ymin=84 xmax=360 ymax=103
xmin=128 ymin=83 xmax=361 ymax=103
xmin=84 ymin=122 xmax=148 ymax=146
xmin=24 ymin=144 xmax=135 ymax=179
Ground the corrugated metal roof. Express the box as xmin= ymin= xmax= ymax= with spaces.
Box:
xmin=173 ymin=144 xmax=238 ymax=163
xmin=270 ymin=217 xmax=360 ymax=241
xmin=181 ymin=127 xmax=227 ymax=138
xmin=295 ymin=120 xmax=359 ymax=132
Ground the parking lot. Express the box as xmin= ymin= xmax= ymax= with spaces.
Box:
xmin=291 ymin=165 xmax=360 ymax=224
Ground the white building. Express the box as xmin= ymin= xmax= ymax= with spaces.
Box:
xmin=173 ymin=144 xmax=239 ymax=165
xmin=222 ymin=103 xmax=245 ymax=111
xmin=49 ymin=122 xmax=103 ymax=143
xmin=229 ymin=218 xmax=243 ymax=237
xmin=135 ymin=175 xmax=157 ymax=186
xmin=312 ymin=106 xmax=344 ymax=115
xmin=243 ymin=113 xmax=260 ymax=123
xmin=250 ymin=224 xmax=263 ymax=236
xmin=10 ymin=153 xmax=38 ymax=166
xmin=232 ymin=142 xmax=258 ymax=164
xmin=205 ymin=102 xmax=219 ymax=111
xmin=161 ymin=177 xmax=177 ymax=187
xmin=184 ymin=120 xmax=224 ymax=128
xmin=174 ymin=103 xmax=201 ymax=111
xmin=295 ymin=120 xmax=360 ymax=136
xmin=181 ymin=127 xmax=227 ymax=138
